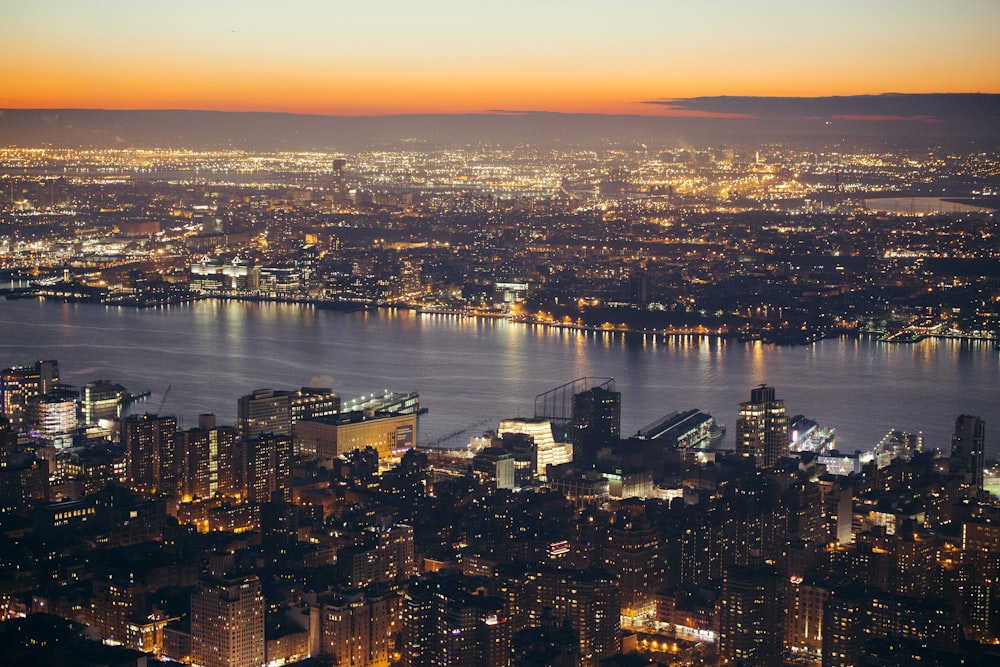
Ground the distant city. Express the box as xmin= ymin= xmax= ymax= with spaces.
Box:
xmin=1 ymin=133 xmax=999 ymax=666
xmin=1 ymin=142 xmax=997 ymax=346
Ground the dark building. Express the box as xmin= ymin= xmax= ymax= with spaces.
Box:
xmin=572 ymin=386 xmax=621 ymax=465
xmin=951 ymin=414 xmax=986 ymax=493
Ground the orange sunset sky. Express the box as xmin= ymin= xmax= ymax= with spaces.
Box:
xmin=3 ymin=0 xmax=998 ymax=116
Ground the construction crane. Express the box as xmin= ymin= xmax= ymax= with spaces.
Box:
xmin=156 ymin=384 xmax=171 ymax=415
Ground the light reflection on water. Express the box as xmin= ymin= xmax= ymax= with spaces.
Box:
xmin=1 ymin=298 xmax=997 ymax=454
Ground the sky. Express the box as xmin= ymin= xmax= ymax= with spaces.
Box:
xmin=2 ymin=0 xmax=999 ymax=116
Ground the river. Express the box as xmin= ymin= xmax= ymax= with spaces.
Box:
xmin=1 ymin=298 xmax=997 ymax=455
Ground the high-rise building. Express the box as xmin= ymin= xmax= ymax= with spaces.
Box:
xmin=571 ymin=386 xmax=621 ymax=465
xmin=177 ymin=415 xmax=240 ymax=500
xmin=951 ymin=414 xmax=985 ymax=492
xmin=719 ymin=565 xmax=784 ymax=667
xmin=521 ymin=565 xmax=620 ymax=666
xmin=735 ymin=385 xmax=789 ymax=468
xmin=242 ymin=432 xmax=293 ymax=503
xmin=237 ymin=387 xmax=338 ymax=445
xmin=123 ymin=413 xmax=179 ymax=495
xmin=190 ymin=574 xmax=265 ymax=667
xmin=332 ymin=158 xmax=348 ymax=206
xmin=319 ymin=590 xmax=402 ymax=667
xmin=1 ymin=360 xmax=58 ymax=432
xmin=401 ymin=571 xmax=511 ymax=667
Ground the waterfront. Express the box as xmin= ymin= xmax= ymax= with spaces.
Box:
xmin=1 ymin=298 xmax=997 ymax=455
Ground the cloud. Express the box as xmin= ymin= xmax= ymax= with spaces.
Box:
xmin=308 ymin=374 xmax=334 ymax=389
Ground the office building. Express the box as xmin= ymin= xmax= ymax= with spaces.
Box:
xmin=297 ymin=411 xmax=416 ymax=461
xmin=237 ymin=386 xmax=339 ymax=445
xmin=473 ymin=448 xmax=515 ymax=490
xmin=81 ymin=380 xmax=127 ymax=426
xmin=735 ymin=385 xmax=789 ymax=468
xmin=27 ymin=394 xmax=78 ymax=448
xmin=496 ymin=418 xmax=571 ymax=481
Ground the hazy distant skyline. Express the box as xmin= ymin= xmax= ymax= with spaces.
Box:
xmin=3 ymin=0 xmax=998 ymax=116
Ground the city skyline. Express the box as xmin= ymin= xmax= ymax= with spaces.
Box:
xmin=3 ymin=0 xmax=999 ymax=116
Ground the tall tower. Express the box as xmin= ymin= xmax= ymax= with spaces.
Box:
xmin=736 ymin=385 xmax=789 ymax=469
xmin=952 ymin=415 xmax=986 ymax=493
xmin=332 ymin=158 xmax=347 ymax=206
xmin=190 ymin=575 xmax=265 ymax=667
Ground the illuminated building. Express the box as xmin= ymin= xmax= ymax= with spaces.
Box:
xmin=190 ymin=575 xmax=265 ymax=667
xmin=546 ymin=465 xmax=609 ymax=508
xmin=81 ymin=380 xmax=126 ymax=426
xmin=822 ymin=584 xmax=960 ymax=665
xmin=496 ymin=418 xmax=571 ymax=481
xmin=401 ymin=571 xmax=511 ymax=667
xmin=601 ymin=506 xmax=663 ymax=621
xmin=320 ymin=590 xmax=402 ymax=667
xmin=123 ymin=413 xmax=178 ymax=495
xmin=735 ymin=385 xmax=789 ymax=469
xmin=521 ymin=565 xmax=620 ymax=666
xmin=27 ymin=395 xmax=77 ymax=448
xmin=337 ymin=523 xmax=416 ymax=588
xmin=718 ymin=565 xmax=784 ymax=667
xmin=636 ymin=409 xmax=716 ymax=450
xmin=176 ymin=414 xmax=239 ymax=500
xmin=242 ymin=432 xmax=292 ymax=503
xmin=297 ymin=411 xmax=416 ymax=461
xmin=951 ymin=414 xmax=985 ymax=493
xmin=0 ymin=360 xmax=58 ymax=432
xmin=189 ymin=257 xmax=260 ymax=291
xmin=784 ymin=577 xmax=828 ymax=657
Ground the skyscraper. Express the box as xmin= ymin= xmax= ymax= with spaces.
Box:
xmin=123 ymin=413 xmax=179 ymax=495
xmin=735 ymin=385 xmax=789 ymax=469
xmin=719 ymin=565 xmax=784 ymax=667
xmin=177 ymin=414 xmax=240 ymax=500
xmin=572 ymin=386 xmax=621 ymax=465
xmin=951 ymin=414 xmax=986 ymax=493
xmin=190 ymin=574 xmax=265 ymax=667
